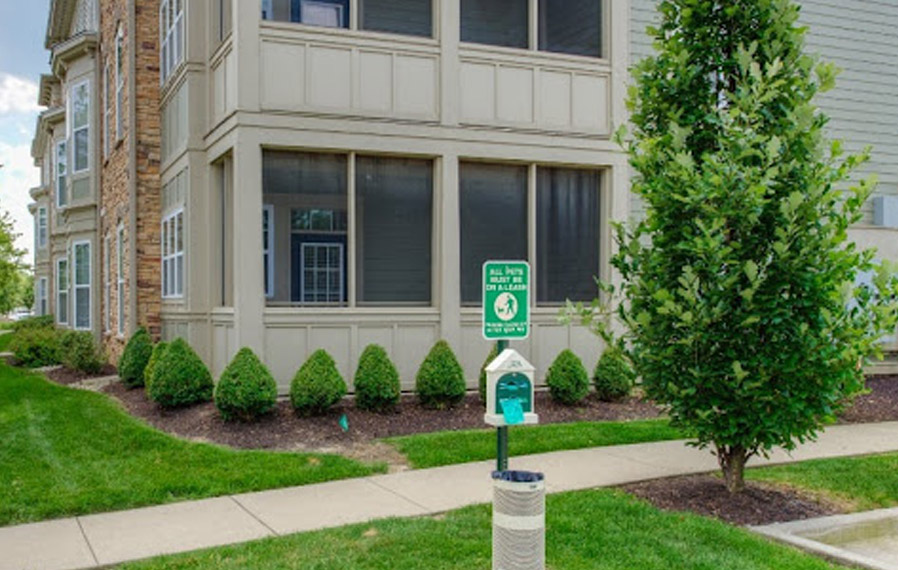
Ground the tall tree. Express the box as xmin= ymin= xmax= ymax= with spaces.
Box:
xmin=584 ymin=0 xmax=898 ymax=493
xmin=0 ymin=208 xmax=25 ymax=314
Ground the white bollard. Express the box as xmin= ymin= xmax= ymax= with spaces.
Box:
xmin=492 ymin=471 xmax=545 ymax=570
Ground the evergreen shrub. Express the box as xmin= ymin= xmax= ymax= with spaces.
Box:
xmin=593 ymin=347 xmax=636 ymax=402
xmin=290 ymin=349 xmax=346 ymax=416
xmin=215 ymin=347 xmax=279 ymax=421
xmin=354 ymin=344 xmax=400 ymax=413
xmin=415 ymin=340 xmax=465 ymax=409
xmin=147 ymin=338 xmax=213 ymax=408
xmin=546 ymin=349 xmax=589 ymax=405
xmin=119 ymin=327 xmax=154 ymax=388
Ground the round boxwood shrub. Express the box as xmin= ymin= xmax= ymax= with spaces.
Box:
xmin=415 ymin=340 xmax=465 ymax=410
xmin=594 ymin=347 xmax=636 ymax=402
xmin=354 ymin=344 xmax=400 ymax=413
xmin=546 ymin=349 xmax=589 ymax=405
xmin=215 ymin=347 xmax=278 ymax=422
xmin=478 ymin=345 xmax=499 ymax=404
xmin=10 ymin=327 xmax=62 ymax=368
xmin=144 ymin=341 xmax=169 ymax=394
xmin=119 ymin=327 xmax=154 ymax=388
xmin=147 ymin=338 xmax=213 ymax=408
xmin=290 ymin=349 xmax=346 ymax=416
xmin=59 ymin=330 xmax=105 ymax=375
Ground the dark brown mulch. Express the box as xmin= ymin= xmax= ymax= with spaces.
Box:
xmin=621 ymin=474 xmax=844 ymax=526
xmin=101 ymin=382 xmax=663 ymax=454
xmin=839 ymin=375 xmax=898 ymax=424
xmin=43 ymin=364 xmax=118 ymax=386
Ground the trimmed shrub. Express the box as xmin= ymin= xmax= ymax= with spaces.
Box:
xmin=415 ymin=340 xmax=466 ymax=410
xmin=546 ymin=350 xmax=589 ymax=405
xmin=147 ymin=338 xmax=213 ymax=408
xmin=10 ymin=328 xmax=62 ymax=367
xmin=59 ymin=331 xmax=106 ymax=375
xmin=478 ymin=345 xmax=499 ymax=404
xmin=119 ymin=327 xmax=154 ymax=388
xmin=11 ymin=314 xmax=55 ymax=332
xmin=290 ymin=350 xmax=346 ymax=416
xmin=215 ymin=347 xmax=278 ymax=422
xmin=144 ymin=341 xmax=169 ymax=395
xmin=594 ymin=347 xmax=636 ymax=402
xmin=354 ymin=344 xmax=400 ymax=413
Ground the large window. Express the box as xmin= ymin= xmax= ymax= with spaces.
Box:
xmin=57 ymin=258 xmax=69 ymax=325
xmin=104 ymin=235 xmax=110 ymax=332
xmin=461 ymin=0 xmax=602 ymax=57
xmin=37 ymin=207 xmax=47 ymax=249
xmin=459 ymin=164 xmax=600 ymax=305
xmin=38 ymin=278 xmax=48 ymax=316
xmin=69 ymin=82 xmax=90 ymax=173
xmin=56 ymin=140 xmax=67 ymax=208
xmin=115 ymin=26 xmax=124 ymax=139
xmin=262 ymin=0 xmax=432 ymax=37
xmin=162 ymin=210 xmax=185 ymax=298
xmin=103 ymin=61 xmax=111 ymax=158
xmin=73 ymin=241 xmax=91 ymax=330
xmin=117 ymin=225 xmax=126 ymax=334
xmin=262 ymin=150 xmax=433 ymax=306
xmin=160 ymin=0 xmax=185 ymax=84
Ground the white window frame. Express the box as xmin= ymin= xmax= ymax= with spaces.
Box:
xmin=115 ymin=26 xmax=124 ymax=141
xmin=117 ymin=224 xmax=126 ymax=335
xmin=56 ymin=257 xmax=69 ymax=325
xmin=104 ymin=235 xmax=111 ymax=332
xmin=263 ymin=204 xmax=274 ymax=298
xmin=300 ymin=242 xmax=345 ymax=304
xmin=38 ymin=277 xmax=48 ymax=316
xmin=55 ymin=140 xmax=67 ymax=208
xmin=103 ymin=60 xmax=111 ymax=158
xmin=160 ymin=0 xmax=185 ymax=84
xmin=69 ymin=80 xmax=90 ymax=175
xmin=73 ymin=240 xmax=92 ymax=331
xmin=161 ymin=209 xmax=185 ymax=299
xmin=37 ymin=207 xmax=48 ymax=249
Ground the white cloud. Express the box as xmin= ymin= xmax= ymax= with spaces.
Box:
xmin=0 ymin=73 xmax=40 ymax=115
xmin=0 ymin=139 xmax=40 ymax=265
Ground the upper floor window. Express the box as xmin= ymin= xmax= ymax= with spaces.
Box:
xmin=55 ymin=140 xmax=67 ymax=208
xmin=103 ymin=61 xmax=111 ymax=158
xmin=262 ymin=0 xmax=432 ymax=38
xmin=37 ymin=207 xmax=48 ymax=249
xmin=160 ymin=0 xmax=185 ymax=84
xmin=69 ymin=81 xmax=90 ymax=174
xmin=461 ymin=0 xmax=602 ymax=58
xmin=115 ymin=26 xmax=125 ymax=139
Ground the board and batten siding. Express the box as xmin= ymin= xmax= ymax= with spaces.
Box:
xmin=628 ymin=0 xmax=898 ymax=225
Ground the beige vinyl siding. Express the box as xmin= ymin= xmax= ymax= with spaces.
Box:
xmin=628 ymin=0 xmax=898 ymax=225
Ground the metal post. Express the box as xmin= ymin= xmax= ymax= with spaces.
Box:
xmin=496 ymin=339 xmax=508 ymax=471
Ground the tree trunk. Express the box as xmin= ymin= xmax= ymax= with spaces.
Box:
xmin=717 ymin=445 xmax=749 ymax=494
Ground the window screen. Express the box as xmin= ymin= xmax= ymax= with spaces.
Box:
xmin=539 ymin=0 xmax=602 ymax=57
xmin=460 ymin=163 xmax=528 ymax=304
xmin=360 ymin=0 xmax=432 ymax=37
xmin=356 ymin=156 xmax=433 ymax=304
xmin=537 ymin=167 xmax=600 ymax=303
xmin=461 ymin=0 xmax=528 ymax=48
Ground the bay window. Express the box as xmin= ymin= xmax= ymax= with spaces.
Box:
xmin=162 ymin=210 xmax=185 ymax=298
xmin=38 ymin=278 xmax=48 ymax=316
xmin=37 ymin=207 xmax=47 ymax=249
xmin=73 ymin=241 xmax=91 ymax=330
xmin=262 ymin=0 xmax=432 ymax=38
xmin=70 ymin=81 xmax=90 ymax=173
xmin=160 ymin=0 xmax=185 ymax=84
xmin=56 ymin=140 xmax=67 ymax=208
xmin=57 ymin=258 xmax=69 ymax=325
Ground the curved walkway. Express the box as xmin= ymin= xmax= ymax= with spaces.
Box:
xmin=4 ymin=421 xmax=898 ymax=570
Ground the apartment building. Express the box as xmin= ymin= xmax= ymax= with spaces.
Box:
xmin=30 ymin=0 xmax=898 ymax=389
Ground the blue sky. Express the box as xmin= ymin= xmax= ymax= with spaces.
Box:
xmin=0 ymin=0 xmax=52 ymax=265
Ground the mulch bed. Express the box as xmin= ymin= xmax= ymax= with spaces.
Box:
xmin=620 ymin=474 xmax=844 ymax=526
xmin=839 ymin=375 xmax=898 ymax=424
xmin=44 ymin=364 xmax=118 ymax=386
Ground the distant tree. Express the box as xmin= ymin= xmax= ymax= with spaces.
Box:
xmin=577 ymin=0 xmax=898 ymax=493
xmin=0 ymin=209 xmax=26 ymax=314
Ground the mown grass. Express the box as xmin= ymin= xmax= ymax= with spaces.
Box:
xmin=0 ymin=331 xmax=15 ymax=352
xmin=121 ymin=488 xmax=845 ymax=570
xmin=0 ymin=363 xmax=384 ymax=526
xmin=749 ymin=452 xmax=898 ymax=511
xmin=386 ymin=418 xmax=684 ymax=468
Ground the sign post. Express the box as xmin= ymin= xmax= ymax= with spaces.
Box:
xmin=483 ymin=261 xmax=530 ymax=471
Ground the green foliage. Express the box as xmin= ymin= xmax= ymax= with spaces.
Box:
xmin=11 ymin=314 xmax=54 ymax=332
xmin=593 ymin=347 xmax=635 ymax=402
xmin=143 ymin=341 xmax=169 ymax=395
xmin=147 ymin=338 xmax=213 ymax=408
xmin=119 ymin=328 xmax=154 ymax=388
xmin=546 ymin=350 xmax=589 ymax=405
xmin=0 ymin=210 xmax=25 ymax=315
xmin=415 ymin=340 xmax=466 ymax=410
xmin=290 ymin=350 xmax=346 ymax=416
xmin=575 ymin=0 xmax=898 ymax=492
xmin=215 ymin=348 xmax=279 ymax=422
xmin=478 ymin=345 xmax=499 ymax=404
xmin=9 ymin=327 xmax=61 ymax=367
xmin=59 ymin=331 xmax=106 ymax=375
xmin=354 ymin=344 xmax=400 ymax=413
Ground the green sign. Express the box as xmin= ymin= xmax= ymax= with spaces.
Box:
xmin=483 ymin=261 xmax=530 ymax=340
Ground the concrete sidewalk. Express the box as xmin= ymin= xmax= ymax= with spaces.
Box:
xmin=4 ymin=421 xmax=898 ymax=570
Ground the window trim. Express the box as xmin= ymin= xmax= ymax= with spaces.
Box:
xmin=56 ymin=257 xmax=69 ymax=325
xmin=69 ymin=80 xmax=91 ymax=175
xmin=117 ymin=224 xmax=126 ymax=336
xmin=115 ymin=25 xmax=124 ymax=141
xmin=55 ymin=139 xmax=67 ymax=208
xmin=160 ymin=0 xmax=186 ymax=85
xmin=263 ymin=204 xmax=274 ymax=299
xmin=104 ymin=235 xmax=111 ymax=332
xmin=161 ymin=208 xmax=185 ymax=299
xmin=37 ymin=207 xmax=48 ymax=249
xmin=73 ymin=240 xmax=92 ymax=331
xmin=103 ymin=60 xmax=111 ymax=158
xmin=38 ymin=277 xmax=48 ymax=316
xmin=262 ymin=0 xmax=435 ymax=39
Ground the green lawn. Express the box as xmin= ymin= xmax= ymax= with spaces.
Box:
xmin=0 ymin=331 xmax=14 ymax=352
xmin=386 ymin=418 xmax=683 ymax=468
xmin=749 ymin=453 xmax=898 ymax=511
xmin=120 ymin=488 xmax=845 ymax=570
xmin=0 ymin=363 xmax=384 ymax=526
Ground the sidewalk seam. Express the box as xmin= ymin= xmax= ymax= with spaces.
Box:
xmin=228 ymin=496 xmax=281 ymax=537
xmin=365 ymin=478 xmax=433 ymax=514
xmin=75 ymin=517 xmax=100 ymax=567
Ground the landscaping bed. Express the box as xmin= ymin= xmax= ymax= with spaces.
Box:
xmin=44 ymin=363 xmax=118 ymax=385
xmin=839 ymin=375 xmax=898 ymax=424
